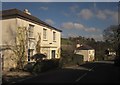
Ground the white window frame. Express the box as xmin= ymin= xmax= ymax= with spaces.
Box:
xmin=53 ymin=31 xmax=56 ymax=42
xmin=28 ymin=24 xmax=34 ymax=38
xmin=43 ymin=28 xmax=47 ymax=40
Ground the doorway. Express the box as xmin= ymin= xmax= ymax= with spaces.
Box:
xmin=51 ymin=50 xmax=56 ymax=59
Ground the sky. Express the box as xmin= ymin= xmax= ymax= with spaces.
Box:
xmin=2 ymin=2 xmax=119 ymax=41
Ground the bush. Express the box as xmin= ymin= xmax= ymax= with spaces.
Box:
xmin=32 ymin=59 xmax=60 ymax=73
xmin=32 ymin=62 xmax=43 ymax=73
xmin=61 ymin=50 xmax=74 ymax=66
xmin=73 ymin=54 xmax=84 ymax=65
xmin=24 ymin=62 xmax=35 ymax=72
xmin=60 ymin=52 xmax=84 ymax=67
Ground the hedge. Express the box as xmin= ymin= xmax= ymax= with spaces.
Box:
xmin=73 ymin=54 xmax=84 ymax=65
xmin=32 ymin=59 xmax=60 ymax=73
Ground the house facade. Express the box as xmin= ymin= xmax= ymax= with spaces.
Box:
xmin=74 ymin=44 xmax=95 ymax=62
xmin=1 ymin=9 xmax=62 ymax=70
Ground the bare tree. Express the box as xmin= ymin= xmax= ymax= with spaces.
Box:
xmin=103 ymin=25 xmax=120 ymax=58
xmin=31 ymin=33 xmax=46 ymax=62
xmin=36 ymin=33 xmax=41 ymax=54
xmin=8 ymin=26 xmax=28 ymax=70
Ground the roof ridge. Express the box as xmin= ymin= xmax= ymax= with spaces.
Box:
xmin=76 ymin=44 xmax=94 ymax=50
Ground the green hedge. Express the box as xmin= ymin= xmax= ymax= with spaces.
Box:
xmin=59 ymin=53 xmax=84 ymax=67
xmin=32 ymin=59 xmax=60 ymax=73
xmin=30 ymin=54 xmax=84 ymax=73
xmin=73 ymin=54 xmax=84 ymax=65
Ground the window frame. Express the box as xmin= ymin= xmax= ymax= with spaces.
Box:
xmin=43 ymin=28 xmax=47 ymax=41
xmin=28 ymin=24 xmax=34 ymax=38
xmin=53 ymin=31 xmax=56 ymax=42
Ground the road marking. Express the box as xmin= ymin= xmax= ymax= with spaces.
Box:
xmin=89 ymin=66 xmax=95 ymax=71
xmin=75 ymin=66 xmax=95 ymax=82
xmin=75 ymin=73 xmax=87 ymax=82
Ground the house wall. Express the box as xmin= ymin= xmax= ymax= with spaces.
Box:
xmin=2 ymin=18 xmax=17 ymax=45
xmin=2 ymin=17 xmax=61 ymax=70
xmin=88 ymin=50 xmax=95 ymax=61
xmin=75 ymin=50 xmax=88 ymax=61
xmin=75 ymin=49 xmax=95 ymax=61
xmin=2 ymin=18 xmax=17 ymax=70
xmin=16 ymin=18 xmax=61 ymax=59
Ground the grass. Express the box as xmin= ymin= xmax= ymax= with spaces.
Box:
xmin=2 ymin=70 xmax=34 ymax=84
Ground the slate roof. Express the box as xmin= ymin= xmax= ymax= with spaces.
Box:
xmin=76 ymin=45 xmax=94 ymax=50
xmin=2 ymin=8 xmax=62 ymax=32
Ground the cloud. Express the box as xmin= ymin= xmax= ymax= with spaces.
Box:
xmin=74 ymin=23 xmax=84 ymax=29
xmin=93 ymin=2 xmax=97 ymax=9
xmin=45 ymin=19 xmax=55 ymax=25
xmin=84 ymin=27 xmax=100 ymax=32
xmin=104 ymin=10 xmax=118 ymax=22
xmin=61 ymin=22 xmax=85 ymax=30
xmin=61 ymin=22 xmax=100 ymax=33
xmin=112 ymin=12 xmax=118 ymax=22
xmin=96 ymin=10 xmax=107 ymax=20
xmin=78 ymin=9 xmax=93 ymax=20
xmin=96 ymin=9 xmax=118 ymax=22
xmin=67 ymin=33 xmax=78 ymax=37
xmin=104 ymin=9 xmax=114 ymax=15
xmin=40 ymin=6 xmax=48 ymax=10
xmin=61 ymin=22 xmax=74 ymax=29
xmin=91 ymin=34 xmax=103 ymax=41
xmin=85 ymin=34 xmax=103 ymax=41
xmin=61 ymin=11 xmax=70 ymax=17
xmin=70 ymin=5 xmax=79 ymax=12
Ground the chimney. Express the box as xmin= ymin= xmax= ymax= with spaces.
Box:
xmin=76 ymin=44 xmax=80 ymax=48
xmin=23 ymin=9 xmax=31 ymax=15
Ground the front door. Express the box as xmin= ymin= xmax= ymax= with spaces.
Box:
xmin=28 ymin=49 xmax=33 ymax=62
xmin=51 ymin=50 xmax=56 ymax=59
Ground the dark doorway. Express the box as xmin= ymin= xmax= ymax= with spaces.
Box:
xmin=28 ymin=49 xmax=33 ymax=61
xmin=51 ymin=50 xmax=56 ymax=59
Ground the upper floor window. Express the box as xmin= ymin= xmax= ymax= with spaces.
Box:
xmin=89 ymin=51 xmax=91 ymax=54
xmin=53 ymin=31 xmax=56 ymax=41
xmin=43 ymin=28 xmax=47 ymax=40
xmin=28 ymin=24 xmax=34 ymax=38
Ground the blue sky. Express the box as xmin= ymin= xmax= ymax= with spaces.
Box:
xmin=2 ymin=2 xmax=119 ymax=41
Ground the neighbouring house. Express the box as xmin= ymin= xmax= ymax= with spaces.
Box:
xmin=74 ymin=44 xmax=95 ymax=62
xmin=107 ymin=48 xmax=116 ymax=56
xmin=1 ymin=9 xmax=62 ymax=71
xmin=104 ymin=49 xmax=116 ymax=60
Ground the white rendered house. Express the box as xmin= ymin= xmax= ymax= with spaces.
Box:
xmin=75 ymin=44 xmax=95 ymax=62
xmin=1 ymin=9 xmax=62 ymax=70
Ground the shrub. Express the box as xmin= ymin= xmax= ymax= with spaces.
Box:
xmin=32 ymin=62 xmax=44 ymax=73
xmin=61 ymin=50 xmax=74 ymax=66
xmin=23 ymin=62 xmax=35 ymax=72
xmin=31 ymin=53 xmax=47 ymax=62
xmin=32 ymin=59 xmax=60 ymax=73
xmin=60 ymin=52 xmax=84 ymax=67
xmin=73 ymin=54 xmax=84 ymax=65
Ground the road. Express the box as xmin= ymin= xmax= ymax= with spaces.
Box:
xmin=12 ymin=61 xmax=120 ymax=84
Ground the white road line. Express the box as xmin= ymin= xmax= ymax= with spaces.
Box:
xmin=75 ymin=73 xmax=87 ymax=82
xmin=89 ymin=66 xmax=95 ymax=71
xmin=75 ymin=66 xmax=95 ymax=82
